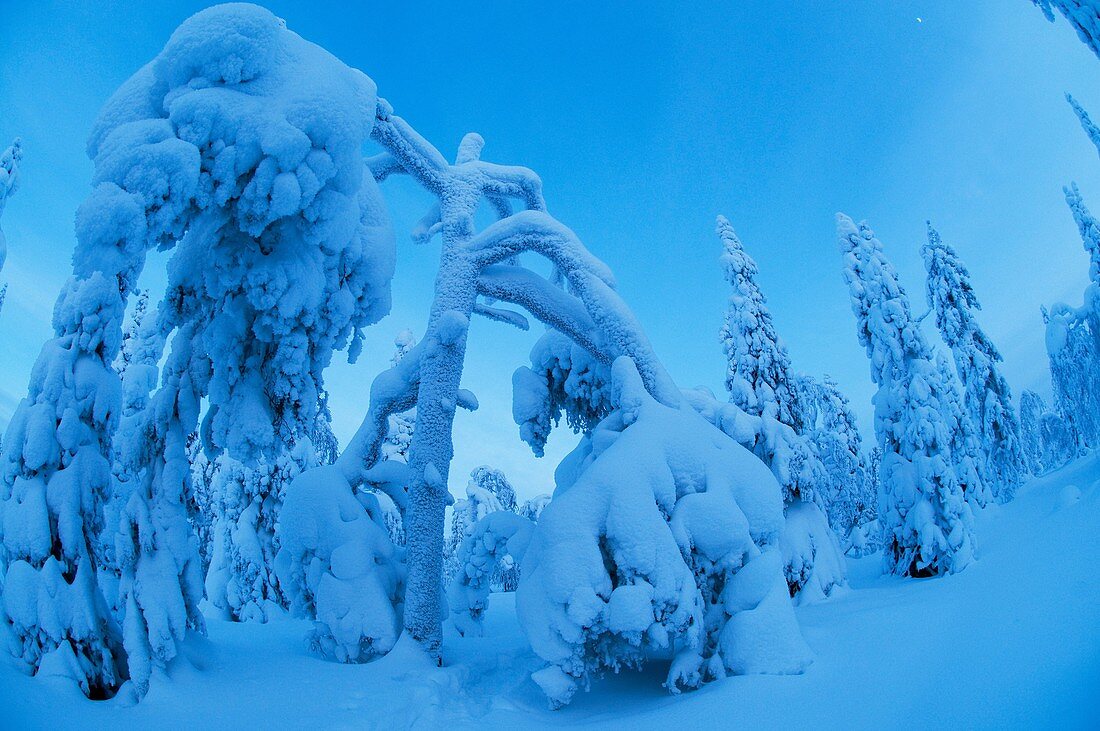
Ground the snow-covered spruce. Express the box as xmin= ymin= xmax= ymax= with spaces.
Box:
xmin=933 ymin=353 xmax=992 ymax=508
xmin=520 ymin=494 xmax=552 ymax=523
xmin=0 ymin=137 xmax=21 ymax=281
xmin=1 ymin=3 xmax=395 ymax=698
xmin=517 ymin=358 xmax=811 ymax=708
xmin=715 ymin=215 xmax=845 ymax=601
xmin=1034 ymin=0 xmax=1100 ymax=59
xmin=837 ymin=214 xmax=975 ymax=577
xmin=447 ymin=511 xmax=533 ymax=638
xmin=923 ymin=224 xmax=1024 ymax=501
xmin=444 ymin=466 xmax=520 ymax=590
xmin=718 ymin=215 xmax=805 ymax=430
xmin=800 ymin=375 xmax=875 ymax=542
xmin=1018 ymin=390 xmax=1047 ymax=475
xmin=1044 ymin=305 xmax=1100 ymax=449
xmin=1067 ymin=94 xmax=1100 ymax=161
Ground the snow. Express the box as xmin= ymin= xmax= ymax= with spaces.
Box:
xmin=3 ymin=455 xmax=1098 ymax=728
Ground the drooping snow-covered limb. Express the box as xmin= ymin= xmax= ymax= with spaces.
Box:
xmin=113 ymin=320 xmax=206 ymax=697
xmin=477 ymin=265 xmax=607 ymax=361
xmin=447 ymin=511 xmax=534 ymax=638
xmin=473 ymin=302 xmax=530 ymax=330
xmin=1033 ymin=0 xmax=1100 ymax=60
xmin=466 ymin=211 xmax=679 ymax=406
xmin=1067 ymin=95 xmax=1100 ymax=161
xmin=337 ymin=340 xmax=425 ymax=486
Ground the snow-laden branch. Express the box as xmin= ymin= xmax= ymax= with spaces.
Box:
xmin=337 ymin=340 xmax=425 ymax=486
xmin=473 ymin=300 xmax=530 ymax=331
xmin=477 ymin=265 xmax=608 ymax=362
xmin=365 ymin=152 xmax=406 ymax=182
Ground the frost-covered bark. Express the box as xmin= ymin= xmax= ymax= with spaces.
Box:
xmin=923 ymin=224 xmax=1023 ymax=501
xmin=714 ymin=215 xmax=844 ymax=601
xmin=1034 ymin=0 xmax=1100 ymax=59
xmin=518 ymin=359 xmax=811 ymax=708
xmin=837 ymin=214 xmax=975 ymax=577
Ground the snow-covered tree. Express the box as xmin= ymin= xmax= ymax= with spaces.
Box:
xmin=0 ymin=138 xmax=21 ymax=276
xmin=923 ymin=224 xmax=1024 ymax=501
xmin=934 ymin=352 xmax=992 ymax=508
xmin=718 ymin=215 xmax=805 ymax=430
xmin=1 ymin=4 xmax=393 ymax=697
xmin=1033 ymin=1 xmax=1100 ymax=59
xmin=1040 ymin=411 xmax=1077 ymax=470
xmin=837 ymin=214 xmax=975 ymax=577
xmin=519 ymin=494 xmax=551 ymax=523
xmin=1018 ymin=390 xmax=1047 ymax=475
xmin=445 ymin=466 xmax=520 ymax=591
xmin=517 ymin=359 xmax=811 ymax=707
xmin=714 ymin=215 xmax=844 ymax=601
xmin=381 ymin=330 xmax=418 ymax=465
xmin=1044 ymin=303 xmax=1100 ymax=447
xmin=802 ymin=375 xmax=874 ymax=539
xmin=0 ymin=138 xmax=21 ymax=317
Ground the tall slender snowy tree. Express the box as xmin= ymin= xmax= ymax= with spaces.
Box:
xmin=922 ymin=223 xmax=1023 ymax=501
xmin=716 ymin=215 xmax=845 ymax=600
xmin=1018 ymin=390 xmax=1048 ymax=475
xmin=837 ymin=214 xmax=974 ymax=577
xmin=718 ymin=215 xmax=805 ymax=430
xmin=0 ymin=138 xmax=21 ymax=316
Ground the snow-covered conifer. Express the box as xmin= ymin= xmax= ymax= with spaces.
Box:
xmin=923 ymin=224 xmax=1024 ymax=501
xmin=2 ymin=4 xmax=394 ymax=695
xmin=718 ymin=215 xmax=805 ymax=430
xmin=837 ymin=214 xmax=974 ymax=577
xmin=0 ymin=137 xmax=21 ymax=284
xmin=802 ymin=375 xmax=874 ymax=537
xmin=445 ymin=466 xmax=520 ymax=590
xmin=1040 ymin=412 xmax=1077 ymax=470
xmin=1044 ymin=304 xmax=1100 ymax=447
xmin=1018 ymin=390 xmax=1048 ymax=475
xmin=715 ymin=215 xmax=844 ymax=600
xmin=519 ymin=494 xmax=551 ymax=523
xmin=518 ymin=358 xmax=811 ymax=707
xmin=934 ymin=352 xmax=992 ymax=507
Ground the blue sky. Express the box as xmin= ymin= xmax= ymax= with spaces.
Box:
xmin=0 ymin=1 xmax=1097 ymax=499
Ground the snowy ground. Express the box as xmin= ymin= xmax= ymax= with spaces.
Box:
xmin=3 ymin=456 xmax=1099 ymax=730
